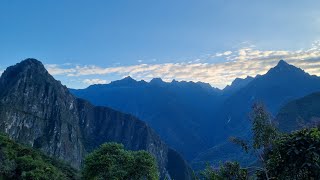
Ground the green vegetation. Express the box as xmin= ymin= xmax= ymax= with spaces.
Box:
xmin=0 ymin=134 xmax=79 ymax=180
xmin=199 ymin=103 xmax=320 ymax=180
xmin=266 ymin=128 xmax=320 ymax=179
xmin=82 ymin=142 xmax=159 ymax=180
xmin=0 ymin=135 xmax=159 ymax=180
xmin=200 ymin=162 xmax=247 ymax=180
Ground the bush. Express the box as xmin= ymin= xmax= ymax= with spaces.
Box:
xmin=82 ymin=142 xmax=159 ymax=180
xmin=266 ymin=128 xmax=320 ymax=179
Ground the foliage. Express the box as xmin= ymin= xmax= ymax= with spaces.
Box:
xmin=227 ymin=103 xmax=320 ymax=180
xmin=229 ymin=137 xmax=249 ymax=153
xmin=266 ymin=128 xmax=320 ymax=179
xmin=249 ymin=103 xmax=278 ymax=150
xmin=0 ymin=134 xmax=79 ymax=180
xmin=82 ymin=142 xmax=159 ymax=180
xmin=228 ymin=103 xmax=278 ymax=179
xmin=199 ymin=162 xmax=248 ymax=180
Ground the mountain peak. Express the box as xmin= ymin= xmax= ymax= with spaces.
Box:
xmin=276 ymin=60 xmax=290 ymax=67
xmin=223 ymin=76 xmax=254 ymax=94
xmin=21 ymin=58 xmax=42 ymax=65
xmin=108 ymin=76 xmax=148 ymax=87
xmin=12 ymin=58 xmax=45 ymax=70
xmin=123 ymin=76 xmax=134 ymax=80
xmin=0 ymin=59 xmax=48 ymax=84
xmin=267 ymin=59 xmax=304 ymax=75
xmin=150 ymin=78 xmax=165 ymax=85
xmin=117 ymin=76 xmax=137 ymax=83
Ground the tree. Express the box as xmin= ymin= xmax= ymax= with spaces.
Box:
xmin=201 ymin=102 xmax=320 ymax=180
xmin=230 ymin=102 xmax=278 ymax=179
xmin=82 ymin=142 xmax=159 ymax=180
xmin=199 ymin=162 xmax=248 ymax=180
xmin=266 ymin=128 xmax=320 ymax=179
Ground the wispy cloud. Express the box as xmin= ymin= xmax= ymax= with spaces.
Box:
xmin=45 ymin=41 xmax=320 ymax=89
xmin=215 ymin=51 xmax=233 ymax=57
xmin=83 ymin=78 xmax=109 ymax=85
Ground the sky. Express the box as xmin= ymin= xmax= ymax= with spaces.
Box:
xmin=1 ymin=1 xmax=320 ymax=89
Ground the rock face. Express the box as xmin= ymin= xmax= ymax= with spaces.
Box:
xmin=0 ymin=59 xmax=193 ymax=180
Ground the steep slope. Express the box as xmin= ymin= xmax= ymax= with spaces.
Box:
xmin=71 ymin=77 xmax=222 ymax=160
xmin=0 ymin=59 xmax=193 ymax=179
xmin=276 ymin=92 xmax=320 ymax=132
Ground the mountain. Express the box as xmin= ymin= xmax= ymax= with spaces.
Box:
xmin=70 ymin=77 xmax=222 ymax=160
xmin=193 ymin=60 xmax=320 ymax=167
xmin=217 ymin=60 xmax=320 ymax=137
xmin=70 ymin=59 xmax=320 ymax=169
xmin=276 ymin=91 xmax=320 ymax=132
xmin=0 ymin=59 xmax=193 ymax=179
xmin=0 ymin=134 xmax=79 ymax=179
xmin=223 ymin=76 xmax=254 ymax=95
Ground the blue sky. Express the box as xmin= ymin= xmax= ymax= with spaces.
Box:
xmin=1 ymin=1 xmax=320 ymax=88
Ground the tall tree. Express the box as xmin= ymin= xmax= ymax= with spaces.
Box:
xmin=230 ymin=102 xmax=278 ymax=179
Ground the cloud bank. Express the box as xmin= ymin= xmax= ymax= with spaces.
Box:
xmin=46 ymin=41 xmax=320 ymax=89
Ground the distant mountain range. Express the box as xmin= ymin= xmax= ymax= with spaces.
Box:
xmin=71 ymin=60 xmax=320 ymax=168
xmin=70 ymin=76 xmax=222 ymax=160
xmin=0 ymin=59 xmax=193 ymax=180
xmin=193 ymin=60 xmax=320 ymax=167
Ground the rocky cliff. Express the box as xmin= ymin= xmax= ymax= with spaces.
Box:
xmin=0 ymin=59 xmax=193 ymax=179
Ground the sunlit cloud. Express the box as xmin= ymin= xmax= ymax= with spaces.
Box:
xmin=83 ymin=78 xmax=109 ymax=85
xmin=45 ymin=41 xmax=320 ymax=89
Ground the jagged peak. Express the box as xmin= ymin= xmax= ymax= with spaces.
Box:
xmin=276 ymin=59 xmax=290 ymax=67
xmin=122 ymin=76 xmax=134 ymax=81
xmin=108 ymin=76 xmax=149 ymax=87
xmin=0 ymin=58 xmax=48 ymax=81
xmin=267 ymin=59 xmax=304 ymax=75
xmin=9 ymin=58 xmax=45 ymax=70
xmin=150 ymin=78 xmax=165 ymax=85
xmin=111 ymin=76 xmax=136 ymax=83
xmin=150 ymin=77 xmax=164 ymax=82
xmin=20 ymin=58 xmax=43 ymax=65
xmin=223 ymin=76 xmax=254 ymax=92
xmin=232 ymin=76 xmax=254 ymax=85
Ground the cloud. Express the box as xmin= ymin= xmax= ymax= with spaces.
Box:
xmin=215 ymin=51 xmax=233 ymax=57
xmin=45 ymin=41 xmax=320 ymax=89
xmin=83 ymin=79 xmax=109 ymax=85
xmin=46 ymin=64 xmax=76 ymax=75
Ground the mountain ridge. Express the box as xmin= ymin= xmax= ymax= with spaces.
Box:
xmin=192 ymin=60 xmax=320 ymax=167
xmin=70 ymin=60 xmax=320 ymax=169
xmin=0 ymin=58 xmax=193 ymax=179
